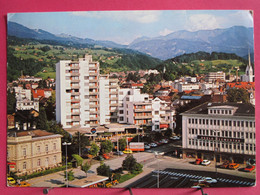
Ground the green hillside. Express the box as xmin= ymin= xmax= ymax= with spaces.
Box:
xmin=156 ymin=51 xmax=250 ymax=80
xmin=7 ymin=36 xmax=161 ymax=82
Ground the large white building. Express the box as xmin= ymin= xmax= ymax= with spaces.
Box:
xmin=205 ymin=71 xmax=225 ymax=83
xmin=56 ymin=55 xmax=119 ymax=129
xmin=182 ymin=102 xmax=255 ymax=164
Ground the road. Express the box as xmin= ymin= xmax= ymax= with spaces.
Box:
xmin=27 ymin=142 xmax=256 ymax=188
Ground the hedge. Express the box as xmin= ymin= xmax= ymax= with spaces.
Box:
xmin=17 ymin=163 xmax=72 ymax=180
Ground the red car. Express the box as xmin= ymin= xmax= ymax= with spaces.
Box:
xmin=103 ymin=153 xmax=110 ymax=159
xmin=195 ymin=158 xmax=203 ymax=165
xmin=244 ymin=165 xmax=255 ymax=172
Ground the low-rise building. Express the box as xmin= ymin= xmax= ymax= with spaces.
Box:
xmin=182 ymin=102 xmax=255 ymax=164
xmin=7 ymin=130 xmax=62 ymax=176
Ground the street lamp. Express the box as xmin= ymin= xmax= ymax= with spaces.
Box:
xmin=62 ymin=142 xmax=71 ymax=188
xmin=154 ymin=152 xmax=159 ymax=188
xmin=213 ymin=130 xmax=220 ymax=178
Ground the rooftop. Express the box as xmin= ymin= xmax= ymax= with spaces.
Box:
xmin=182 ymin=102 xmax=255 ymax=117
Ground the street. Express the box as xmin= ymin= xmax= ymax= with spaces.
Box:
xmin=27 ymin=142 xmax=255 ymax=188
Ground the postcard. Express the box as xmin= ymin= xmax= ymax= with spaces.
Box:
xmin=6 ymin=10 xmax=255 ymax=188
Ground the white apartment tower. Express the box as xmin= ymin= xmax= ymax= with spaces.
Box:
xmin=56 ymin=55 xmax=119 ymax=129
xmin=56 ymin=55 xmax=100 ymax=128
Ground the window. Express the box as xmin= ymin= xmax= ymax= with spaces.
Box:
xmin=241 ymin=121 xmax=244 ymax=127
xmin=53 ymin=155 xmax=57 ymax=164
xmin=199 ymin=119 xmax=201 ymax=124
xmin=188 ymin=119 xmax=191 ymax=124
xmin=37 ymin=146 xmax=40 ymax=153
xmin=37 ymin=159 xmax=41 ymax=166
xmin=45 ymin=145 xmax=48 ymax=152
xmin=23 ymin=162 xmax=27 ymax=170
xmin=155 ymin=111 xmax=159 ymax=115
xmin=23 ymin=148 xmax=26 ymax=156
xmin=119 ymin=110 xmax=124 ymax=114
xmin=233 ymin=121 xmax=236 ymax=126
xmin=237 ymin=121 xmax=240 ymax=127
xmin=246 ymin=132 xmax=248 ymax=139
xmin=119 ymin=117 xmax=124 ymax=121
xmin=53 ymin=143 xmax=57 ymax=150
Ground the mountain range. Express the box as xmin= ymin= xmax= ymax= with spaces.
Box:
xmin=8 ymin=21 xmax=254 ymax=60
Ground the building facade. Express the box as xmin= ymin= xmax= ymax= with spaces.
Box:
xmin=182 ymin=102 xmax=255 ymax=164
xmin=7 ymin=130 xmax=62 ymax=176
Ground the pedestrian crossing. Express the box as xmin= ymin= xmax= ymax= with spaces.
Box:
xmin=151 ymin=170 xmax=255 ymax=186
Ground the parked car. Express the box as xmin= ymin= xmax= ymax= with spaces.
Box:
xmin=96 ymin=155 xmax=104 ymax=161
xmin=114 ymin=151 xmax=124 ymax=156
xmin=103 ymin=153 xmax=110 ymax=159
xmin=170 ymin=136 xmax=180 ymax=140
xmin=228 ymin=163 xmax=240 ymax=170
xmin=150 ymin=143 xmax=158 ymax=147
xmin=123 ymin=149 xmax=133 ymax=154
xmin=160 ymin=139 xmax=168 ymax=144
xmin=192 ymin=181 xmax=210 ymax=188
xmin=219 ymin=161 xmax=230 ymax=169
xmin=15 ymin=181 xmax=31 ymax=187
xmin=7 ymin=177 xmax=16 ymax=185
xmin=195 ymin=158 xmax=203 ymax=165
xmin=199 ymin=177 xmax=217 ymax=184
xmin=201 ymin=160 xmax=211 ymax=166
xmin=243 ymin=165 xmax=255 ymax=172
xmin=144 ymin=145 xmax=151 ymax=149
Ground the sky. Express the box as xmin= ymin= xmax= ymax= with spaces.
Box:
xmin=8 ymin=10 xmax=253 ymax=45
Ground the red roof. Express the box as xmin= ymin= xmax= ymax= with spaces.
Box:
xmin=131 ymin=83 xmax=144 ymax=87
xmin=32 ymin=89 xmax=45 ymax=98
xmin=227 ymin=82 xmax=255 ymax=90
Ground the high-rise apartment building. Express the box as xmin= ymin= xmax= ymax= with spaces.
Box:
xmin=56 ymin=55 xmax=100 ymax=128
xmin=56 ymin=55 xmax=119 ymax=129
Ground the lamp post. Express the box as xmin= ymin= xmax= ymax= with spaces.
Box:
xmin=62 ymin=142 xmax=71 ymax=188
xmin=213 ymin=130 xmax=220 ymax=178
xmin=154 ymin=152 xmax=159 ymax=188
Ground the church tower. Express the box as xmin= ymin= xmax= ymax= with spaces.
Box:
xmin=245 ymin=51 xmax=254 ymax=82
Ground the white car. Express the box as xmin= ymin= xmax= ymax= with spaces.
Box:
xmin=170 ymin=136 xmax=180 ymax=140
xmin=150 ymin=143 xmax=158 ymax=147
xmin=144 ymin=145 xmax=151 ymax=149
xmin=199 ymin=177 xmax=217 ymax=184
xmin=201 ymin=160 xmax=211 ymax=166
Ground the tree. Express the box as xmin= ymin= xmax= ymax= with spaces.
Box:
xmin=89 ymin=142 xmax=100 ymax=157
xmin=96 ymin=163 xmax=112 ymax=178
xmin=100 ymin=140 xmax=113 ymax=154
xmin=72 ymin=154 xmax=83 ymax=167
xmin=122 ymin=155 xmax=143 ymax=174
xmin=7 ymin=89 xmax=16 ymax=114
xmin=45 ymin=92 xmax=56 ymax=120
xmin=227 ymin=88 xmax=249 ymax=103
xmin=81 ymin=162 xmax=91 ymax=177
xmin=118 ymin=138 xmax=127 ymax=151
xmin=164 ymin=128 xmax=173 ymax=138
xmin=64 ymin=170 xmax=74 ymax=181
xmin=37 ymin=107 xmax=49 ymax=130
xmin=122 ymin=155 xmax=137 ymax=171
xmin=70 ymin=132 xmax=90 ymax=156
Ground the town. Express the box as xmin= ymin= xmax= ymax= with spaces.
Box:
xmin=7 ymin=52 xmax=256 ymax=188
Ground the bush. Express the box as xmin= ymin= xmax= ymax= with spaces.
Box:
xmin=17 ymin=164 xmax=72 ymax=180
xmin=113 ymin=173 xmax=121 ymax=181
xmin=131 ymin=163 xmax=143 ymax=174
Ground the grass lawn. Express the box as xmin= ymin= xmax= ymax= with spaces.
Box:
xmin=119 ymin=172 xmax=142 ymax=183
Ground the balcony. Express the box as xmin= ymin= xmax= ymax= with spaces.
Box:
xmin=71 ymin=104 xmax=80 ymax=109
xmin=89 ymin=97 xmax=98 ymax=102
xmin=89 ymin=65 xmax=98 ymax=70
xmin=89 ymin=85 xmax=98 ymax=89
xmin=110 ymin=85 xmax=118 ymax=88
xmin=71 ymin=92 xmax=80 ymax=96
xmin=110 ymin=91 xmax=118 ymax=95
xmin=110 ymin=103 xmax=118 ymax=107
xmin=89 ymin=91 xmax=98 ymax=95
xmin=70 ymin=66 xmax=80 ymax=70
xmin=89 ymin=104 xmax=98 ymax=108
xmin=134 ymin=115 xmax=153 ymax=119
xmin=89 ymin=79 xmax=98 ymax=83
xmin=70 ymin=72 xmax=80 ymax=76
xmin=71 ymin=117 xmax=80 ymax=122
xmin=110 ymin=97 xmax=118 ymax=101
xmin=89 ymin=72 xmax=98 ymax=76
xmin=71 ymin=99 xmax=80 ymax=103
xmin=71 ymin=112 xmax=80 ymax=115
xmin=134 ymin=108 xmax=153 ymax=112
xmin=71 ymin=79 xmax=80 ymax=83
xmin=90 ymin=117 xmax=99 ymax=121
xmin=71 ymin=85 xmax=80 ymax=89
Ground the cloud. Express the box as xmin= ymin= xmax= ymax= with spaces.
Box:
xmin=186 ymin=14 xmax=221 ymax=31
xmin=71 ymin=11 xmax=161 ymax=23
xmin=159 ymin=28 xmax=174 ymax=36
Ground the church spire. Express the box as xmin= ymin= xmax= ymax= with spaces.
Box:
xmin=248 ymin=48 xmax=251 ymax=67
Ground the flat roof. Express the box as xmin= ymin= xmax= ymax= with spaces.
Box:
xmin=68 ymin=175 xmax=109 ymax=188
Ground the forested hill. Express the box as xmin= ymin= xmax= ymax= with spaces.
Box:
xmin=155 ymin=51 xmax=251 ymax=81
xmin=7 ymin=36 xmax=161 ymax=82
xmin=171 ymin=51 xmax=251 ymax=64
